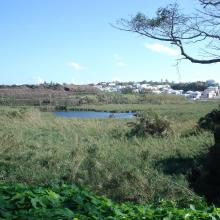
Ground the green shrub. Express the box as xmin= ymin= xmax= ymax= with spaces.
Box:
xmin=55 ymin=105 xmax=68 ymax=111
xmin=128 ymin=111 xmax=172 ymax=137
xmin=4 ymin=108 xmax=28 ymax=119
xmin=198 ymin=105 xmax=220 ymax=132
xmin=1 ymin=183 xmax=219 ymax=220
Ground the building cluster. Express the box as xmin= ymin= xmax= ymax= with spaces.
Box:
xmin=185 ymin=80 xmax=220 ymax=99
xmin=185 ymin=87 xmax=219 ymax=100
xmin=94 ymin=80 xmax=220 ymax=100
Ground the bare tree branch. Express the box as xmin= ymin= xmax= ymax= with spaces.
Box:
xmin=115 ymin=1 xmax=220 ymax=64
xmin=199 ymin=0 xmax=220 ymax=7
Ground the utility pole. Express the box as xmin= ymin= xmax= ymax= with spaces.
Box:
xmin=173 ymin=61 xmax=182 ymax=83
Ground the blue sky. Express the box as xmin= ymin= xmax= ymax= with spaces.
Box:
xmin=0 ymin=0 xmax=219 ymax=85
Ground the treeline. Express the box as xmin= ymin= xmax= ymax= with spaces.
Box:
xmin=171 ymin=82 xmax=207 ymax=92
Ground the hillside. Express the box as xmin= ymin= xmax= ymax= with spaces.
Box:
xmin=0 ymin=84 xmax=98 ymax=106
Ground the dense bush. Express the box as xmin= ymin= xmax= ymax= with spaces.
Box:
xmin=1 ymin=183 xmax=219 ymax=220
xmin=55 ymin=105 xmax=68 ymax=111
xmin=198 ymin=105 xmax=220 ymax=132
xmin=189 ymin=106 xmax=220 ymax=204
xmin=128 ymin=111 xmax=172 ymax=137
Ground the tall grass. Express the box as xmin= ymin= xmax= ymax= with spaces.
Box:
xmin=0 ymin=103 xmax=217 ymax=203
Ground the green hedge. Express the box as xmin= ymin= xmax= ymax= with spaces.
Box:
xmin=0 ymin=183 xmax=220 ymax=219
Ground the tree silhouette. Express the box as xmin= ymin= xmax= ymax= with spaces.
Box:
xmin=116 ymin=1 xmax=220 ymax=64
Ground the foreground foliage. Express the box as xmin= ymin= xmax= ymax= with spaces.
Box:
xmin=198 ymin=105 xmax=220 ymax=132
xmin=1 ymin=183 xmax=220 ymax=220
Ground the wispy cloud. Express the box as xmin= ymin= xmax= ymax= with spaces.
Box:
xmin=69 ymin=61 xmax=86 ymax=71
xmin=145 ymin=43 xmax=179 ymax=56
xmin=116 ymin=61 xmax=127 ymax=67
xmin=114 ymin=54 xmax=127 ymax=67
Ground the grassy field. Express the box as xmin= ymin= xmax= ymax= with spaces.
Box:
xmin=0 ymin=100 xmax=218 ymax=204
xmin=0 ymin=90 xmax=190 ymax=107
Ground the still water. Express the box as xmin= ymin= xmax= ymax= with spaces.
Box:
xmin=54 ymin=111 xmax=134 ymax=119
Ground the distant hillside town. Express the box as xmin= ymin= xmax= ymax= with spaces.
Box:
xmin=93 ymin=80 xmax=220 ymax=100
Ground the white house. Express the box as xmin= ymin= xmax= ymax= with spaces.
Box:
xmin=202 ymin=86 xmax=219 ymax=98
xmin=152 ymin=90 xmax=162 ymax=94
xmin=189 ymin=91 xmax=202 ymax=100
xmin=108 ymin=83 xmax=116 ymax=87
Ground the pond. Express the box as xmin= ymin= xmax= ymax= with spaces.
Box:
xmin=54 ymin=111 xmax=134 ymax=119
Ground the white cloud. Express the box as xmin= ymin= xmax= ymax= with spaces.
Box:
xmin=145 ymin=43 xmax=179 ymax=56
xmin=33 ymin=76 xmax=44 ymax=84
xmin=116 ymin=61 xmax=127 ymax=67
xmin=114 ymin=54 xmax=127 ymax=67
xmin=69 ymin=61 xmax=86 ymax=71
